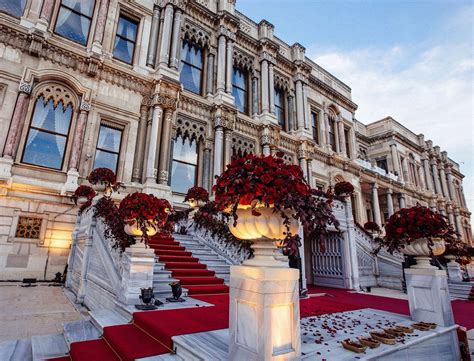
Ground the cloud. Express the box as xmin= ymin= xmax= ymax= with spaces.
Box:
xmin=308 ymin=7 xmax=474 ymax=217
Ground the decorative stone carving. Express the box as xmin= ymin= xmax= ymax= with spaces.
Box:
xmin=259 ymin=51 xmax=276 ymax=64
xmin=158 ymin=170 xmax=169 ymax=184
xmin=18 ymin=81 xmax=32 ymax=95
xmin=213 ymin=104 xmax=236 ymax=130
xmin=232 ymin=134 xmax=256 ymax=155
xmin=37 ymin=84 xmax=76 ymax=109
xmin=158 ymin=0 xmax=187 ymax=10
xmin=175 ymin=117 xmax=206 ymax=142
xmin=274 ymin=71 xmax=291 ymax=91
xmin=80 ymin=101 xmax=92 ymax=112
xmin=233 ymin=48 xmax=254 ymax=70
xmin=259 ymin=125 xmax=280 ymax=147
xmin=218 ymin=26 xmax=236 ymax=41
xmin=182 ymin=21 xmax=210 ymax=47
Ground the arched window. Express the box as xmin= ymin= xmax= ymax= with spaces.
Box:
xmin=179 ymin=40 xmax=204 ymax=94
xmin=0 ymin=0 xmax=27 ymax=18
xmin=328 ymin=114 xmax=337 ymax=151
xmin=22 ymin=96 xmax=73 ymax=170
xmin=170 ymin=136 xmax=198 ymax=194
xmin=55 ymin=0 xmax=95 ymax=45
xmin=232 ymin=67 xmax=248 ymax=114
xmin=274 ymin=86 xmax=287 ymax=131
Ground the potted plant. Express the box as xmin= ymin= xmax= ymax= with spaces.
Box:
xmin=363 ymin=221 xmax=381 ymax=236
xmin=87 ymin=168 xmax=121 ymax=194
xmin=213 ymin=153 xmax=339 ymax=267
xmin=71 ymin=185 xmax=96 ymax=206
xmin=375 ymin=206 xmax=456 ymax=269
xmin=119 ymin=192 xmax=171 ymax=246
xmin=334 ymin=181 xmax=354 ymax=198
xmin=184 ymin=186 xmax=209 ymax=208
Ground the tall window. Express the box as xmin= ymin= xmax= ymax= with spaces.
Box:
xmin=274 ymin=87 xmax=286 ymax=130
xmin=113 ymin=15 xmax=138 ymax=64
xmin=180 ymin=41 xmax=203 ymax=94
xmin=0 ymin=0 xmax=27 ymax=18
xmin=93 ymin=125 xmax=123 ymax=173
xmin=344 ymin=128 xmax=350 ymax=157
xmin=55 ymin=0 xmax=95 ymax=45
xmin=311 ymin=111 xmax=319 ymax=144
xmin=232 ymin=67 xmax=248 ymax=113
xmin=22 ymin=96 xmax=73 ymax=170
xmin=328 ymin=116 xmax=337 ymax=151
xmin=170 ymin=137 xmax=198 ymax=194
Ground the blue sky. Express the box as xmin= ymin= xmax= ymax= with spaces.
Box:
xmin=238 ymin=0 xmax=474 ymax=215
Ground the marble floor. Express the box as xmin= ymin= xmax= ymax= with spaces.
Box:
xmin=0 ymin=284 xmax=84 ymax=343
xmin=355 ymin=287 xmax=408 ymax=300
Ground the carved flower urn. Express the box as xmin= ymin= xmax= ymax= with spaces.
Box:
xmin=401 ymin=237 xmax=446 ymax=269
xmin=124 ymin=220 xmax=158 ymax=239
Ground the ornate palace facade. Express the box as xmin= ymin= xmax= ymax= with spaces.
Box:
xmin=0 ymin=0 xmax=471 ymax=280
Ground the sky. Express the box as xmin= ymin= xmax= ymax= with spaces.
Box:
xmin=237 ymin=0 xmax=474 ymax=215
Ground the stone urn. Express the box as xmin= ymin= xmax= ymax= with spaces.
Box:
xmin=228 ymin=205 xmax=299 ymax=268
xmin=124 ymin=219 xmax=158 ymax=247
xmin=401 ymin=237 xmax=446 ymax=269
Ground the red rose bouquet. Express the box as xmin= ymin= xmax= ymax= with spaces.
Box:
xmin=334 ymin=181 xmax=354 ymax=197
xmin=364 ymin=221 xmax=381 ymax=234
xmin=376 ymin=206 xmax=456 ymax=254
xmin=87 ymin=168 xmax=123 ymax=192
xmin=71 ymin=185 xmax=96 ymax=214
xmin=184 ymin=186 xmax=209 ymax=203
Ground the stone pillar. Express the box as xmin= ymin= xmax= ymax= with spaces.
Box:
xmin=169 ymin=8 xmax=183 ymax=70
xmin=68 ymin=103 xmax=91 ymax=171
xmin=399 ymin=193 xmax=407 ymax=209
xmin=422 ymin=157 xmax=433 ymax=191
xmin=319 ymin=108 xmax=326 ymax=145
xmin=158 ymin=4 xmax=174 ymax=66
xmin=77 ymin=216 xmax=96 ymax=304
xmin=386 ymin=189 xmax=394 ymax=217
xmin=405 ymin=268 xmax=455 ymax=327
xmin=417 ymin=166 xmax=426 ymax=189
xmin=295 ymin=80 xmax=304 ymax=129
xmin=260 ymin=59 xmax=269 ymax=113
xmin=268 ymin=63 xmax=275 ymax=114
xmin=337 ymin=117 xmax=346 ymax=155
xmin=92 ymin=0 xmax=110 ymax=49
xmin=287 ymin=94 xmax=295 ymax=131
xmin=389 ymin=143 xmax=401 ymax=178
xmin=147 ymin=6 xmax=161 ymax=67
xmin=158 ymin=109 xmax=173 ymax=185
xmin=371 ymin=183 xmax=382 ymax=226
xmin=202 ymin=146 xmax=211 ymax=192
xmin=299 ymin=157 xmax=308 ymax=181
xmin=225 ymin=40 xmax=233 ymax=94
xmin=323 ymin=109 xmax=331 ymax=146
xmin=431 ymin=159 xmax=442 ymax=196
xmin=401 ymin=157 xmax=409 ymax=183
xmin=145 ymin=105 xmax=163 ymax=183
xmin=216 ymin=35 xmax=226 ymax=93
xmin=446 ymin=258 xmax=463 ymax=282
xmin=439 ymin=165 xmax=450 ymax=200
xmin=132 ymin=104 xmax=149 ymax=182
xmin=302 ymin=84 xmax=310 ymax=129
xmin=3 ymin=82 xmax=32 ymax=159
xmin=224 ymin=129 xmax=233 ymax=168
xmin=333 ymin=118 xmax=340 ymax=153
xmin=39 ymin=0 xmax=54 ymax=24
xmin=343 ymin=197 xmax=360 ymax=290
xmin=446 ymin=168 xmax=456 ymax=203
xmin=454 ymin=208 xmax=463 ymax=235
xmin=306 ymin=159 xmax=313 ymax=188
xmin=206 ymin=52 xmax=215 ymax=96
xmin=252 ymin=74 xmax=259 ymax=116
xmin=213 ymin=126 xmax=224 ymax=179
xmin=447 ymin=206 xmax=455 ymax=227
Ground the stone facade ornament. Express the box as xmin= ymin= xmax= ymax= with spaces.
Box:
xmin=18 ymin=81 xmax=32 ymax=94
xmin=213 ymin=104 xmax=236 ymax=130
xmin=182 ymin=21 xmax=210 ymax=47
xmin=80 ymin=101 xmax=92 ymax=112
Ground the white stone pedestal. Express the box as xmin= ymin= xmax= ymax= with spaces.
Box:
xmin=0 ymin=157 xmax=13 ymax=180
xmin=446 ymin=260 xmax=463 ymax=282
xmin=120 ymin=243 xmax=156 ymax=305
xmin=229 ymin=265 xmax=301 ymax=361
xmin=61 ymin=169 xmax=80 ymax=195
xmin=405 ymin=268 xmax=454 ymax=327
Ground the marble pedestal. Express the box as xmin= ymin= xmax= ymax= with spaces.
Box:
xmin=405 ymin=268 xmax=454 ymax=327
xmin=446 ymin=260 xmax=463 ymax=282
xmin=120 ymin=243 xmax=155 ymax=305
xmin=229 ymin=265 xmax=301 ymax=361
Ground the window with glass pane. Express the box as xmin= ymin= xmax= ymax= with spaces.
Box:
xmin=232 ymin=67 xmax=248 ymax=113
xmin=113 ymin=15 xmax=138 ymax=64
xmin=311 ymin=111 xmax=319 ymax=144
xmin=179 ymin=41 xmax=203 ymax=94
xmin=170 ymin=137 xmax=198 ymax=194
xmin=329 ymin=117 xmax=336 ymax=151
xmin=93 ymin=125 xmax=122 ymax=173
xmin=55 ymin=0 xmax=95 ymax=45
xmin=0 ymin=0 xmax=27 ymax=18
xmin=344 ymin=128 xmax=350 ymax=157
xmin=275 ymin=87 xmax=286 ymax=130
xmin=22 ymin=96 xmax=73 ymax=170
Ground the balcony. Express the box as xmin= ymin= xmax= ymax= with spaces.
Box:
xmin=356 ymin=159 xmax=401 ymax=183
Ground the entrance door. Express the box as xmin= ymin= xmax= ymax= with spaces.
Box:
xmin=311 ymin=232 xmax=347 ymax=288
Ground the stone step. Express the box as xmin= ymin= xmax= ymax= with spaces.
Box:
xmin=89 ymin=309 xmax=130 ymax=333
xmin=0 ymin=339 xmax=32 ymax=361
xmin=31 ymin=333 xmax=68 ymax=361
xmin=172 ymin=329 xmax=228 ymax=360
xmin=63 ymin=319 xmax=101 ymax=346
xmin=137 ymin=353 xmax=185 ymax=360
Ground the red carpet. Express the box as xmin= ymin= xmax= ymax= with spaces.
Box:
xmin=70 ymin=339 xmax=119 ymax=361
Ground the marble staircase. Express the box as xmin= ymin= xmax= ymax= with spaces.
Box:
xmin=448 ymin=280 xmax=474 ymax=300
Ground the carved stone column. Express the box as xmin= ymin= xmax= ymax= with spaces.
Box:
xmin=371 ymin=183 xmax=382 ymax=226
xmin=390 ymin=143 xmax=401 ymax=178
xmin=147 ymin=6 xmax=161 ymax=67
xmin=260 ymin=59 xmax=269 ymax=113
xmin=3 ymin=81 xmax=32 ymax=159
xmin=439 ymin=164 xmax=450 ymax=200
xmin=446 ymin=167 xmax=456 ymax=204
xmin=398 ymin=193 xmax=407 ymax=209
xmin=213 ymin=126 xmax=224 ymax=179
xmin=431 ymin=158 xmax=442 ymax=196
xmin=216 ymin=34 xmax=226 ymax=93
xmin=295 ymin=78 xmax=304 ymax=129
xmin=132 ymin=103 xmax=149 ymax=182
xmin=69 ymin=102 xmax=91 ymax=171
xmin=401 ymin=157 xmax=409 ymax=184
xmin=422 ymin=157 xmax=433 ymax=191
xmin=169 ymin=8 xmax=183 ymax=70
xmin=306 ymin=158 xmax=313 ymax=187
xmin=202 ymin=144 xmax=211 ymax=192
xmin=333 ymin=117 xmax=340 ymax=153
xmin=323 ymin=108 xmax=331 ymax=146
xmin=268 ymin=63 xmax=275 ymax=114
xmin=159 ymin=4 xmax=174 ymax=66
xmin=39 ymin=0 xmax=55 ymax=24
xmin=417 ymin=166 xmax=426 ymax=190
xmin=260 ymin=126 xmax=273 ymax=156
xmin=224 ymin=130 xmax=233 ymax=168
xmin=447 ymin=205 xmax=455 ymax=228
xmin=251 ymin=73 xmax=259 ymax=116
xmin=206 ymin=52 xmax=215 ymax=96
xmin=158 ymin=109 xmax=174 ymax=185
xmin=302 ymin=83 xmax=310 ymax=129
xmin=337 ymin=116 xmax=346 ymax=156
xmin=145 ymin=105 xmax=163 ymax=183
xmin=92 ymin=0 xmax=110 ymax=49
xmin=225 ymin=39 xmax=234 ymax=94
xmin=287 ymin=93 xmax=295 ymax=131
xmin=319 ymin=108 xmax=326 ymax=145
xmin=297 ymin=143 xmax=308 ymax=181
xmin=454 ymin=208 xmax=463 ymax=235
xmin=386 ymin=188 xmax=394 ymax=217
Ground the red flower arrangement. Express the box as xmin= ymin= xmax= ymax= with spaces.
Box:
xmin=376 ymin=206 xmax=456 ymax=254
xmin=71 ymin=185 xmax=96 ymax=205
xmin=334 ymin=181 xmax=354 ymax=197
xmin=87 ymin=168 xmax=122 ymax=192
xmin=119 ymin=192 xmax=171 ymax=244
xmin=213 ymin=153 xmax=339 ymax=255
xmin=364 ymin=221 xmax=381 ymax=234
xmin=184 ymin=186 xmax=209 ymax=203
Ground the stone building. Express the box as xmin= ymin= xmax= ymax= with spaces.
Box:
xmin=0 ymin=0 xmax=470 ymax=280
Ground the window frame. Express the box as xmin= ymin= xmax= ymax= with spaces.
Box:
xmin=344 ymin=127 xmax=351 ymax=158
xmin=92 ymin=123 xmax=124 ymax=174
xmin=53 ymin=0 xmax=96 ymax=46
xmin=232 ymin=66 xmax=249 ymax=115
xmin=0 ymin=0 xmax=28 ymax=19
xmin=311 ymin=110 xmax=320 ymax=144
xmin=20 ymin=96 xmax=74 ymax=171
xmin=112 ymin=12 xmax=140 ymax=65
xmin=274 ymin=86 xmax=287 ymax=131
xmin=170 ymin=136 xmax=199 ymax=194
xmin=328 ymin=116 xmax=337 ymax=152
xmin=180 ymin=40 xmax=205 ymax=95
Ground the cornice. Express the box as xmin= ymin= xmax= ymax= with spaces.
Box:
xmin=308 ymin=74 xmax=357 ymax=112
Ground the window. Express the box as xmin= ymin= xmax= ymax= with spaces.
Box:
xmin=328 ymin=116 xmax=337 ymax=151
xmin=22 ymin=96 xmax=73 ymax=170
xmin=232 ymin=67 xmax=248 ymax=113
xmin=180 ymin=41 xmax=203 ymax=94
xmin=93 ymin=124 xmax=123 ymax=173
xmin=311 ymin=111 xmax=319 ymax=144
xmin=113 ymin=15 xmax=138 ymax=64
xmin=170 ymin=137 xmax=198 ymax=194
xmin=0 ymin=0 xmax=27 ymax=18
xmin=55 ymin=0 xmax=95 ymax=45
xmin=15 ymin=217 xmax=42 ymax=239
xmin=376 ymin=158 xmax=388 ymax=172
xmin=274 ymin=87 xmax=286 ymax=130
